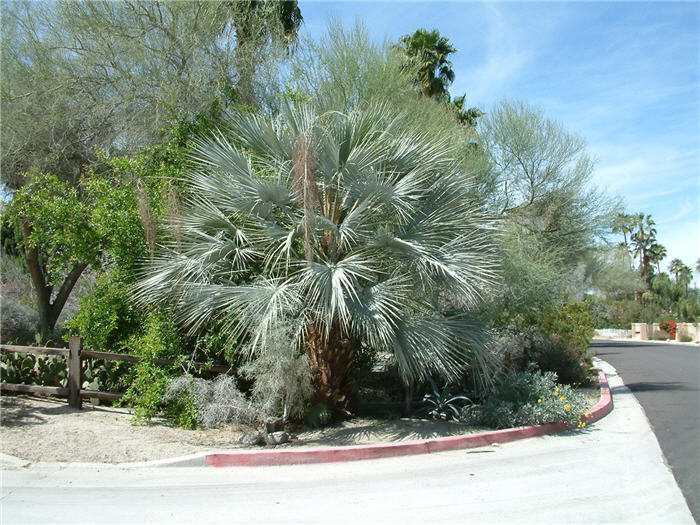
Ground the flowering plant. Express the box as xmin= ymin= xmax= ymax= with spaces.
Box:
xmin=461 ymin=365 xmax=591 ymax=429
xmin=659 ymin=320 xmax=677 ymax=340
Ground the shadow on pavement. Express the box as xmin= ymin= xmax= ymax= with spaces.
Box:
xmin=612 ymin=382 xmax=696 ymax=394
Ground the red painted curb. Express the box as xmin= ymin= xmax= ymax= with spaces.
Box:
xmin=204 ymin=370 xmax=613 ymax=467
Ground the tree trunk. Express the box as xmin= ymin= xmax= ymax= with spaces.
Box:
xmin=22 ymin=222 xmax=87 ymax=341
xmin=233 ymin=11 xmax=257 ymax=108
xmin=304 ymin=321 xmax=358 ymax=419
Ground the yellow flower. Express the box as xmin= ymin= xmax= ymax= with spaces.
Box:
xmin=560 ymin=396 xmax=565 ymax=401
xmin=564 ymin=404 xmax=571 ymax=411
xmin=537 ymin=399 xmax=542 ymax=403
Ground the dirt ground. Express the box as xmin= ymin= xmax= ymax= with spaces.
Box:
xmin=0 ymin=395 xmax=484 ymax=464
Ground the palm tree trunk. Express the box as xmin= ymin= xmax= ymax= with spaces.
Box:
xmin=304 ymin=321 xmax=358 ymax=419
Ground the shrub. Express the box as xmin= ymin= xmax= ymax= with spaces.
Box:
xmin=542 ymin=301 xmax=595 ymax=352
xmin=162 ymin=374 xmax=260 ymax=429
xmin=679 ymin=334 xmax=693 ymax=343
xmin=240 ymin=323 xmax=313 ymax=423
xmin=120 ymin=310 xmax=185 ymax=421
xmin=493 ymin=326 xmax=594 ymax=385
xmin=64 ymin=273 xmax=144 ymax=352
xmin=353 ymin=344 xmax=379 ymax=372
xmin=461 ymin=366 xmax=590 ymax=429
xmin=304 ymin=402 xmax=331 ymax=428
xmin=658 ymin=320 xmax=677 ymax=340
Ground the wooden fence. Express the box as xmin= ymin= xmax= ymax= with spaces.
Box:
xmin=0 ymin=337 xmax=229 ymax=409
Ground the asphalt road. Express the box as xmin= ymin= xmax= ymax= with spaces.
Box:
xmin=2 ymin=359 xmax=694 ymax=525
xmin=592 ymin=339 xmax=700 ymax=522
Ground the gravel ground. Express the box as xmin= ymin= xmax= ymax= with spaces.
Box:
xmin=0 ymin=395 xmax=483 ymax=464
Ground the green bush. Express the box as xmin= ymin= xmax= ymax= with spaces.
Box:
xmin=542 ymin=301 xmax=595 ymax=352
xmin=461 ymin=366 xmax=590 ymax=429
xmin=64 ymin=273 xmax=144 ymax=352
xmin=353 ymin=344 xmax=378 ymax=372
xmin=120 ymin=310 xmax=185 ymax=421
xmin=416 ymin=379 xmax=471 ymax=421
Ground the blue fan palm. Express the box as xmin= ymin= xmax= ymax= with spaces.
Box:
xmin=134 ymin=103 xmax=499 ymax=416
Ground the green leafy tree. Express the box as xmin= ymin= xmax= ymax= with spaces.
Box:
xmin=134 ymin=103 xmax=499 ymax=416
xmin=478 ymin=100 xmax=618 ymax=323
xmin=3 ymin=173 xmax=146 ymax=339
xmin=451 ymin=94 xmax=484 ymax=128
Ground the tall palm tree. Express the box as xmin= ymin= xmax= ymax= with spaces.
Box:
xmin=397 ymin=29 xmax=456 ymax=100
xmin=134 ymin=103 xmax=499 ymax=416
xmin=631 ymin=213 xmax=656 ymax=286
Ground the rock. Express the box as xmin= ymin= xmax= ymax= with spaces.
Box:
xmin=264 ymin=418 xmax=284 ymax=433
xmin=264 ymin=431 xmax=289 ymax=446
xmin=239 ymin=431 xmax=264 ymax=446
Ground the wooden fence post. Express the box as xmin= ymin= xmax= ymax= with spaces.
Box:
xmin=68 ymin=337 xmax=82 ymax=409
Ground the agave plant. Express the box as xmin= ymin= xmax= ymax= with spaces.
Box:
xmin=418 ymin=378 xmax=471 ymax=421
xmin=134 ymin=102 xmax=498 ymax=416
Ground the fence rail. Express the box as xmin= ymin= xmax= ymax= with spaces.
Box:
xmin=0 ymin=337 xmax=231 ymax=409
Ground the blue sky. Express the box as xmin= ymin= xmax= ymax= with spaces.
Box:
xmin=298 ymin=0 xmax=700 ymax=276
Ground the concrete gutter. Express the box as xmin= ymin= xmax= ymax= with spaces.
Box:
xmin=150 ymin=369 xmax=612 ymax=468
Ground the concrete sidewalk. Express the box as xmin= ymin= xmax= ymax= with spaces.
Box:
xmin=1 ymin=359 xmax=694 ymax=524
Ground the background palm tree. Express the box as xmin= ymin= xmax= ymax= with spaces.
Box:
xmin=134 ymin=103 xmax=499 ymax=416
xmin=611 ymin=212 xmax=636 ymax=255
xmin=669 ymin=258 xmax=692 ymax=294
xmin=631 ymin=213 xmax=657 ymax=286
xmin=648 ymin=243 xmax=667 ymax=274
xmin=396 ymin=28 xmax=456 ymax=100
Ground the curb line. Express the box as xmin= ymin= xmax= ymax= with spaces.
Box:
xmin=200 ymin=370 xmax=613 ymax=468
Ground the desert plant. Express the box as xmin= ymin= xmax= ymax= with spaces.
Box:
xmin=133 ymin=103 xmax=499 ymax=417
xmin=304 ymin=402 xmax=331 ymax=428
xmin=240 ymin=322 xmax=313 ymax=423
xmin=417 ymin=378 xmax=471 ymax=421
xmin=461 ymin=366 xmax=589 ymax=429
xmin=163 ymin=374 xmax=260 ymax=429
xmin=492 ymin=326 xmax=594 ymax=385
